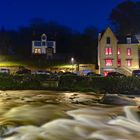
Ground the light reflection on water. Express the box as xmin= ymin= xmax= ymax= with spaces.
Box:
xmin=0 ymin=90 xmax=139 ymax=140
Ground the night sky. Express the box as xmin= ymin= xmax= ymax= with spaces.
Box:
xmin=0 ymin=0 xmax=138 ymax=31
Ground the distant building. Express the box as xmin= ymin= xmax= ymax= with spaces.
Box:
xmin=32 ymin=34 xmax=56 ymax=59
xmin=98 ymin=27 xmax=139 ymax=76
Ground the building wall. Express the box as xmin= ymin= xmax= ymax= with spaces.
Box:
xmin=32 ymin=41 xmax=46 ymax=54
xmin=98 ymin=27 xmax=118 ymax=74
xmin=79 ymin=64 xmax=95 ymax=70
xmin=118 ymin=44 xmax=139 ymax=69
xmin=98 ymin=27 xmax=139 ymax=75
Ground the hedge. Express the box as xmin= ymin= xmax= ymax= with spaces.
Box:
xmin=58 ymin=75 xmax=140 ymax=94
xmin=0 ymin=73 xmax=140 ymax=93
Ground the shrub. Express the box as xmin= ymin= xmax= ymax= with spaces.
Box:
xmin=0 ymin=74 xmax=41 ymax=90
xmin=0 ymin=74 xmax=140 ymax=93
xmin=58 ymin=75 xmax=140 ymax=93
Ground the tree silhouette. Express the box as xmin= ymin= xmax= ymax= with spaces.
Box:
xmin=109 ymin=0 xmax=140 ymax=35
xmin=0 ymin=18 xmax=98 ymax=64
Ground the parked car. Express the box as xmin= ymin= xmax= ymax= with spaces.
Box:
xmin=0 ymin=68 xmax=10 ymax=74
xmin=107 ymin=72 xmax=126 ymax=77
xmin=62 ymin=72 xmax=77 ymax=76
xmin=86 ymin=72 xmax=102 ymax=77
xmin=55 ymin=71 xmax=77 ymax=78
xmin=32 ymin=70 xmax=52 ymax=75
xmin=132 ymin=70 xmax=140 ymax=77
xmin=16 ymin=66 xmax=31 ymax=74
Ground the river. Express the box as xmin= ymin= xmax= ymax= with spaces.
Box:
xmin=0 ymin=90 xmax=139 ymax=140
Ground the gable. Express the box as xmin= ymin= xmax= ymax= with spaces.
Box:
xmin=100 ymin=27 xmax=117 ymax=42
xmin=99 ymin=27 xmax=118 ymax=45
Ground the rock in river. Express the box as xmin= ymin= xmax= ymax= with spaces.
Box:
xmin=100 ymin=94 xmax=136 ymax=105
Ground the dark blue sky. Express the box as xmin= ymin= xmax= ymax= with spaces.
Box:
xmin=0 ymin=0 xmax=138 ymax=31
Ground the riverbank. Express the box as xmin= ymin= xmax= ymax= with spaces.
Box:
xmin=0 ymin=90 xmax=102 ymax=105
xmin=0 ymin=90 xmax=139 ymax=106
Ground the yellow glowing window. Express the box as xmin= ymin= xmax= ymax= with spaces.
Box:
xmin=34 ymin=48 xmax=41 ymax=54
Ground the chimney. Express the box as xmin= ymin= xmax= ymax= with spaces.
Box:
xmin=98 ymin=33 xmax=101 ymax=41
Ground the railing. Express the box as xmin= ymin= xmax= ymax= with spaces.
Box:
xmin=117 ymin=66 xmax=132 ymax=76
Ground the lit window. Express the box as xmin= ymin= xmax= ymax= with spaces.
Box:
xmin=106 ymin=37 xmax=110 ymax=44
xmin=127 ymin=59 xmax=132 ymax=67
xmin=105 ymin=48 xmax=108 ymax=55
xmin=127 ymin=48 xmax=131 ymax=56
xmin=118 ymin=59 xmax=121 ymax=67
xmin=34 ymin=48 xmax=41 ymax=54
xmin=118 ymin=48 xmax=120 ymax=55
xmin=105 ymin=59 xmax=113 ymax=66
xmin=105 ymin=47 xmax=112 ymax=55
xmin=109 ymin=48 xmax=112 ymax=55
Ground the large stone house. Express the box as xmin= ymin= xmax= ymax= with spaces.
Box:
xmin=32 ymin=34 xmax=56 ymax=59
xmin=98 ymin=27 xmax=139 ymax=76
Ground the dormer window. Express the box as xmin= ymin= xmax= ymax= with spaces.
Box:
xmin=106 ymin=37 xmax=110 ymax=44
xmin=126 ymin=37 xmax=131 ymax=44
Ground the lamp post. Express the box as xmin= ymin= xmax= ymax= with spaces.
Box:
xmin=71 ymin=57 xmax=74 ymax=72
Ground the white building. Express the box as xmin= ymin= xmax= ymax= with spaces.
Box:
xmin=32 ymin=34 xmax=56 ymax=58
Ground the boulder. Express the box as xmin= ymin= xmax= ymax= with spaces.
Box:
xmin=100 ymin=94 xmax=136 ymax=105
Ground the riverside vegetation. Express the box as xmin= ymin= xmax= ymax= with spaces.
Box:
xmin=0 ymin=73 xmax=140 ymax=94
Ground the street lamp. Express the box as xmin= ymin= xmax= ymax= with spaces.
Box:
xmin=71 ymin=57 xmax=74 ymax=72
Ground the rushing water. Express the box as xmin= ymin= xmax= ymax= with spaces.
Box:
xmin=0 ymin=90 xmax=139 ymax=140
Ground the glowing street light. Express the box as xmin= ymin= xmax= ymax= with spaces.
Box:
xmin=71 ymin=57 xmax=74 ymax=64
xmin=71 ymin=57 xmax=74 ymax=72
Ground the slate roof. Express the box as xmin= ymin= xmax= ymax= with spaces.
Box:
xmin=117 ymin=35 xmax=139 ymax=44
xmin=100 ymin=27 xmax=139 ymax=44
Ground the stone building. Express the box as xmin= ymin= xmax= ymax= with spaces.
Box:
xmin=98 ymin=27 xmax=139 ymax=76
